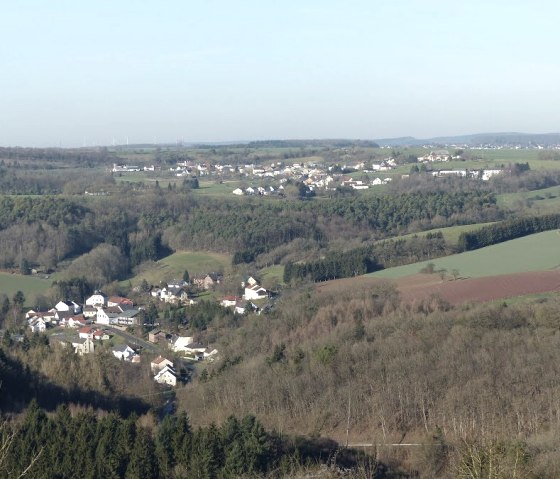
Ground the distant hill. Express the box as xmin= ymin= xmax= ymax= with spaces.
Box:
xmin=375 ymin=132 xmax=560 ymax=147
xmin=245 ymin=139 xmax=380 ymax=148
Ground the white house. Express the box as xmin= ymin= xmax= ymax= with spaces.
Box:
xmin=72 ymin=338 xmax=95 ymax=356
xmin=220 ymin=296 xmax=239 ymax=308
xmin=171 ymin=336 xmax=194 ymax=353
xmin=78 ymin=326 xmax=96 ymax=339
xmin=154 ymin=366 xmax=178 ymax=386
xmin=55 ymin=301 xmax=82 ymax=314
xmin=85 ymin=291 xmax=107 ymax=307
xmin=482 ymin=169 xmax=503 ymax=181
xmin=151 ymin=356 xmax=174 ymax=374
xmin=93 ymin=329 xmax=111 ymax=341
xmin=243 ymin=284 xmax=268 ymax=300
xmin=67 ymin=315 xmax=90 ymax=328
xmin=96 ymin=307 xmax=121 ymax=325
xmin=204 ymin=348 xmax=219 ymax=360
xmin=107 ymin=296 xmax=134 ymax=309
xmin=28 ymin=317 xmax=47 ymax=333
xmin=112 ymin=344 xmax=136 ymax=361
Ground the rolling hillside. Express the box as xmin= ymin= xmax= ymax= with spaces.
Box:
xmin=367 ymin=230 xmax=560 ymax=279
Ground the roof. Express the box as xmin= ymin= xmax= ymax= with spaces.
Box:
xmin=113 ymin=344 xmax=134 ymax=353
xmin=151 ymin=355 xmax=171 ymax=365
xmin=108 ymin=296 xmax=132 ymax=304
xmin=72 ymin=338 xmax=89 ymax=345
xmin=155 ymin=365 xmax=177 ymax=378
xmin=78 ymin=326 xmax=94 ymax=334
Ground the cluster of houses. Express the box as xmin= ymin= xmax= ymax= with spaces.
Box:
xmin=218 ymin=277 xmax=269 ymax=314
xmin=149 ymin=273 xmax=222 ymax=304
xmin=340 ymin=176 xmax=392 ymax=190
xmin=25 ymin=295 xmax=144 ymax=359
xmin=431 ymin=168 xmax=503 ymax=181
xmin=148 ymin=331 xmax=218 ymax=362
xmin=418 ymin=150 xmax=454 ymax=162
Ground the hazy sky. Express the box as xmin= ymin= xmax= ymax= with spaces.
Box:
xmin=1 ymin=0 xmax=559 ymax=146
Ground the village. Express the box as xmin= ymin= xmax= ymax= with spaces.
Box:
xmin=111 ymin=148 xmax=505 ymax=197
xmin=23 ymin=274 xmax=272 ymax=388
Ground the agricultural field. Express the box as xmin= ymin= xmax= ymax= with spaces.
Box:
xmin=385 ymin=221 xmax=496 ymax=247
xmin=368 ymin=230 xmax=560 ymax=280
xmin=0 ymin=272 xmax=53 ymax=306
xmin=123 ymin=250 xmax=231 ymax=287
xmin=497 ymin=185 xmax=560 ymax=212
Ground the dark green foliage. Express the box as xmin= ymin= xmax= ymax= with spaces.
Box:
xmin=284 ymin=234 xmax=448 ymax=283
xmin=52 ymin=277 xmax=94 ymax=303
xmin=0 ymin=406 xmax=311 ymax=479
xmin=130 ymin=232 xmax=171 ymax=267
xmin=457 ymin=213 xmax=560 ymax=251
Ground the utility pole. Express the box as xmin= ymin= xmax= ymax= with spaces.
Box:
xmin=345 ymin=394 xmax=351 ymax=448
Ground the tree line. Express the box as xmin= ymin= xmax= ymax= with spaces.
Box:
xmin=283 ymin=233 xmax=448 ymax=283
xmin=457 ymin=213 xmax=560 ymax=251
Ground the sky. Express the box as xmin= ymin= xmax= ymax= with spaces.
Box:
xmin=1 ymin=0 xmax=559 ymax=146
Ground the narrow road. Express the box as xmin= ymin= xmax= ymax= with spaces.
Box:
xmin=105 ymin=326 xmax=160 ymax=353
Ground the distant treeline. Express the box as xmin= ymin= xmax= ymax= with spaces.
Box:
xmin=457 ymin=213 xmax=560 ymax=251
xmin=284 ymin=232 xmax=447 ymax=283
xmin=246 ymin=139 xmax=380 ymax=148
xmin=0 ymin=146 xmax=116 ymax=165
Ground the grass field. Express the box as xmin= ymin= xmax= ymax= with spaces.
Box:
xmin=367 ymin=230 xmax=560 ymax=279
xmin=384 ymin=222 xmax=496 ymax=247
xmin=0 ymin=272 xmax=53 ymax=306
xmin=497 ymin=185 xmax=560 ymax=212
xmin=123 ymin=251 xmax=231 ymax=287
xmin=260 ymin=265 xmax=285 ymax=286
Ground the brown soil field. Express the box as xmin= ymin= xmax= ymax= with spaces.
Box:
xmin=316 ymin=270 xmax=560 ymax=305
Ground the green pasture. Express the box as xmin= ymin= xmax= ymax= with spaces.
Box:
xmin=367 ymin=230 xmax=560 ymax=279
xmin=385 ymin=222 xmax=496 ymax=247
xmin=192 ymin=180 xmax=245 ymax=197
xmin=497 ymin=185 xmax=560 ymax=212
xmin=0 ymin=272 xmax=53 ymax=306
xmin=260 ymin=265 xmax=285 ymax=286
xmin=124 ymin=251 xmax=231 ymax=287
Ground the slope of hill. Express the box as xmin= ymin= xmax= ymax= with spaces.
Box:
xmin=367 ymin=230 xmax=560 ymax=280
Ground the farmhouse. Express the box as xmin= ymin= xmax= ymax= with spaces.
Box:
xmin=170 ymin=335 xmax=194 ymax=353
xmin=28 ymin=317 xmax=47 ymax=333
xmin=72 ymin=338 xmax=95 ymax=356
xmin=112 ymin=344 xmax=137 ymax=361
xmin=243 ymin=283 xmax=268 ymax=300
xmin=151 ymin=355 xmax=174 ymax=374
xmin=154 ymin=365 xmax=178 ymax=386
xmin=85 ymin=291 xmax=107 ymax=307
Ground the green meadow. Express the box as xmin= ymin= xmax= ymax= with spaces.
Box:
xmin=367 ymin=230 xmax=560 ymax=279
xmin=0 ymin=272 xmax=53 ymax=306
xmin=123 ymin=251 xmax=231 ymax=287
xmin=385 ymin=222 xmax=497 ymax=247
xmin=497 ymin=185 xmax=560 ymax=212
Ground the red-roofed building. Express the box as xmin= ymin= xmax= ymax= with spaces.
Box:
xmin=107 ymin=296 xmax=134 ymax=308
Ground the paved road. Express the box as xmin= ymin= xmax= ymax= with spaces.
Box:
xmin=106 ymin=326 xmax=160 ymax=353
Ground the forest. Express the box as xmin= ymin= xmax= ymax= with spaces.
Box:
xmin=2 ymin=145 xmax=560 ymax=478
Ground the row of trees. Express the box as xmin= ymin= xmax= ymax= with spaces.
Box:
xmin=457 ymin=213 xmax=560 ymax=251
xmin=283 ymin=233 xmax=448 ymax=283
